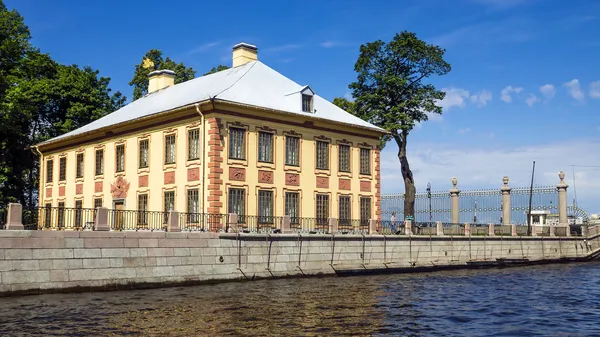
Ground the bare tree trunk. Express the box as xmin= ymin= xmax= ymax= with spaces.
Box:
xmin=394 ymin=131 xmax=416 ymax=221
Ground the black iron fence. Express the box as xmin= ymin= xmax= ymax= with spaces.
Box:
xmin=108 ymin=209 xmax=167 ymax=231
xmin=179 ymin=212 xmax=228 ymax=232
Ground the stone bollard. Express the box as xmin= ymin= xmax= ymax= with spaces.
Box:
xmin=582 ymin=226 xmax=588 ymax=238
xmin=405 ymin=220 xmax=413 ymax=235
xmin=549 ymin=225 xmax=556 ymax=237
xmin=511 ymin=224 xmax=517 ymax=236
xmin=227 ymin=213 xmax=239 ymax=232
xmin=450 ymin=178 xmax=460 ymax=224
xmin=369 ymin=219 xmax=377 ymax=235
xmin=167 ymin=211 xmax=180 ymax=232
xmin=557 ymin=171 xmax=569 ymax=226
xmin=328 ymin=217 xmax=338 ymax=234
xmin=565 ymin=225 xmax=571 ymax=237
xmin=94 ymin=207 xmax=110 ymax=231
xmin=488 ymin=223 xmax=495 ymax=236
xmin=280 ymin=215 xmax=291 ymax=234
xmin=464 ymin=223 xmax=471 ymax=236
xmin=6 ymin=203 xmax=24 ymax=230
xmin=436 ymin=221 xmax=444 ymax=236
xmin=501 ymin=176 xmax=512 ymax=225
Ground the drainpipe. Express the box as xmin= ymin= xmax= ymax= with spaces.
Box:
xmin=195 ymin=103 xmax=205 ymax=214
xmin=33 ymin=146 xmax=44 ymax=205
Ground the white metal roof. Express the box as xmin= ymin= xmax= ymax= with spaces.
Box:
xmin=41 ymin=61 xmax=384 ymax=145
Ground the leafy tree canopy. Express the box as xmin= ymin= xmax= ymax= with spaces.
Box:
xmin=334 ymin=31 xmax=450 ymax=218
xmin=129 ymin=49 xmax=196 ymax=100
xmin=203 ymin=65 xmax=230 ymax=76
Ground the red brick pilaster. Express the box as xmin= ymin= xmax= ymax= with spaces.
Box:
xmin=374 ymin=149 xmax=381 ymax=220
xmin=207 ymin=118 xmax=224 ymax=214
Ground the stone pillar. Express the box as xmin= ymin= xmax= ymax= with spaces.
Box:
xmin=464 ymin=223 xmax=471 ymax=236
xmin=167 ymin=211 xmax=180 ymax=232
xmin=450 ymin=177 xmax=460 ymax=224
xmin=557 ymin=171 xmax=569 ymax=226
xmin=94 ymin=207 xmax=110 ymax=231
xmin=405 ymin=220 xmax=413 ymax=235
xmin=511 ymin=224 xmax=517 ymax=236
xmin=549 ymin=225 xmax=555 ymax=237
xmin=436 ymin=221 xmax=444 ymax=236
xmin=488 ymin=223 xmax=495 ymax=236
xmin=227 ymin=213 xmax=238 ymax=233
xmin=501 ymin=176 xmax=512 ymax=225
xmin=328 ymin=217 xmax=338 ymax=234
xmin=565 ymin=225 xmax=571 ymax=237
xmin=6 ymin=203 xmax=24 ymax=230
xmin=369 ymin=219 xmax=377 ymax=235
xmin=582 ymin=226 xmax=588 ymax=237
xmin=281 ymin=215 xmax=291 ymax=234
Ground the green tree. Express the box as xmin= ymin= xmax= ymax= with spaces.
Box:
xmin=203 ymin=64 xmax=230 ymax=76
xmin=335 ymin=31 xmax=451 ymax=219
xmin=129 ymin=49 xmax=196 ymax=100
xmin=0 ymin=2 xmax=125 ymax=207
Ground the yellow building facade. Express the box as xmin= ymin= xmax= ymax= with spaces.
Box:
xmin=35 ymin=43 xmax=386 ymax=231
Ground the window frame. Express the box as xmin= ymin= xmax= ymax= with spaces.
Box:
xmin=228 ymin=127 xmax=246 ymax=160
xmin=338 ymin=195 xmax=352 ymax=221
xmin=46 ymin=159 xmax=53 ymax=183
xmin=257 ymin=189 xmax=274 ymax=224
xmin=187 ymin=189 xmax=200 ymax=223
xmin=138 ymin=193 xmax=149 ymax=225
xmin=76 ymin=153 xmax=84 ymax=179
xmin=228 ymin=187 xmax=246 ymax=222
xmin=316 ymin=194 xmax=330 ymax=226
xmin=301 ymin=94 xmax=313 ymax=112
xmin=163 ymin=190 xmax=176 ymax=224
xmin=285 ymin=135 xmax=300 ymax=166
xmin=360 ymin=197 xmax=372 ymax=226
xmin=338 ymin=144 xmax=351 ymax=173
xmin=285 ymin=191 xmax=300 ymax=225
xmin=359 ymin=148 xmax=371 ymax=175
xmin=139 ymin=138 xmax=149 ymax=169
xmin=75 ymin=199 xmax=83 ymax=228
xmin=164 ymin=134 xmax=176 ymax=165
xmin=257 ymin=131 xmax=274 ymax=163
xmin=58 ymin=157 xmax=67 ymax=182
xmin=95 ymin=149 xmax=104 ymax=176
xmin=188 ymin=128 xmax=200 ymax=161
xmin=315 ymin=140 xmax=329 ymax=170
xmin=115 ymin=144 xmax=125 ymax=173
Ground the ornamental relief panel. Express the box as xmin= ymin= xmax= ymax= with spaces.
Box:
xmin=110 ymin=176 xmax=130 ymax=199
xmin=258 ymin=170 xmax=274 ymax=184
xmin=285 ymin=173 xmax=300 ymax=186
xmin=229 ymin=167 xmax=246 ymax=181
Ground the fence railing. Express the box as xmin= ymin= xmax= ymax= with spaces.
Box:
xmin=178 ymin=212 xmax=228 ymax=232
xmin=108 ymin=210 xmax=167 ymax=231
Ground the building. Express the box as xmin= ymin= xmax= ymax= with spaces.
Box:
xmin=34 ymin=43 xmax=387 ymax=231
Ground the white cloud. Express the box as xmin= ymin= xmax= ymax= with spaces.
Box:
xmin=380 ymin=139 xmax=600 ymax=214
xmin=263 ymin=44 xmax=301 ymax=53
xmin=439 ymin=87 xmax=470 ymax=110
xmin=589 ymin=80 xmax=600 ymax=99
xmin=563 ymin=79 xmax=585 ymax=102
xmin=525 ymin=94 xmax=539 ymax=107
xmin=469 ymin=90 xmax=492 ymax=107
xmin=539 ymin=84 xmax=556 ymax=99
xmin=500 ymin=85 xmax=523 ymax=103
xmin=187 ymin=42 xmax=219 ymax=55
xmin=320 ymin=41 xmax=352 ymax=48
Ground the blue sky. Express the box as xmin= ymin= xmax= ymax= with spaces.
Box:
xmin=6 ymin=0 xmax=600 ymax=214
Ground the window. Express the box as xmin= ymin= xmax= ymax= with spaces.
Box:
xmin=139 ymin=139 xmax=149 ymax=168
xmin=316 ymin=194 xmax=329 ymax=226
xmin=316 ymin=141 xmax=329 ymax=170
xmin=258 ymin=132 xmax=274 ymax=163
xmin=188 ymin=129 xmax=200 ymax=160
xmin=285 ymin=136 xmax=300 ymax=166
xmin=43 ymin=202 xmax=52 ymax=228
xmin=95 ymin=149 xmax=104 ymax=175
xmin=302 ymin=94 xmax=312 ymax=112
xmin=138 ymin=194 xmax=148 ymax=225
xmin=187 ymin=189 xmax=199 ymax=223
xmin=57 ymin=201 xmax=65 ymax=228
xmin=339 ymin=195 xmax=351 ymax=221
xmin=258 ymin=190 xmax=274 ymax=224
xmin=46 ymin=159 xmax=53 ymax=183
xmin=59 ymin=157 xmax=66 ymax=181
xmin=164 ymin=191 xmax=175 ymax=224
xmin=285 ymin=192 xmax=300 ymax=225
xmin=229 ymin=127 xmax=245 ymax=160
xmin=94 ymin=198 xmax=102 ymax=209
xmin=360 ymin=197 xmax=372 ymax=226
xmin=338 ymin=145 xmax=350 ymax=173
xmin=165 ymin=134 xmax=176 ymax=164
xmin=75 ymin=200 xmax=83 ymax=228
xmin=115 ymin=144 xmax=125 ymax=172
xmin=360 ymin=148 xmax=371 ymax=175
xmin=228 ymin=188 xmax=245 ymax=220
xmin=76 ymin=153 xmax=84 ymax=178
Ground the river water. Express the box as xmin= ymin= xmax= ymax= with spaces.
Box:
xmin=1 ymin=262 xmax=600 ymax=336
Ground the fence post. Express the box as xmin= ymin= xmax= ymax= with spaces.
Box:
xmin=227 ymin=213 xmax=238 ymax=233
xmin=94 ymin=207 xmax=109 ymax=231
xmin=488 ymin=223 xmax=495 ymax=236
xmin=464 ymin=223 xmax=471 ymax=236
xmin=511 ymin=224 xmax=517 ymax=236
xmin=405 ymin=220 xmax=413 ymax=235
xmin=281 ymin=215 xmax=291 ymax=234
xmin=450 ymin=177 xmax=460 ymax=224
xmin=436 ymin=221 xmax=444 ymax=236
xmin=369 ymin=219 xmax=377 ymax=234
xmin=501 ymin=176 xmax=512 ymax=225
xmin=6 ymin=203 xmax=24 ymax=230
xmin=167 ymin=211 xmax=180 ymax=232
xmin=557 ymin=171 xmax=569 ymax=226
xmin=328 ymin=218 xmax=338 ymax=234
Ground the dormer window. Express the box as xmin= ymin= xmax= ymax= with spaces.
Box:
xmin=300 ymin=86 xmax=315 ymax=112
xmin=302 ymin=94 xmax=312 ymax=112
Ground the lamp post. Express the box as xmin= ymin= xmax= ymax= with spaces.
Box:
xmin=427 ymin=182 xmax=432 ymax=222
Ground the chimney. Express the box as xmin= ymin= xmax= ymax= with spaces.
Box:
xmin=148 ymin=69 xmax=176 ymax=94
xmin=232 ymin=42 xmax=258 ymax=67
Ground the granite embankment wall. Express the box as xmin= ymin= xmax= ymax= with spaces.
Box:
xmin=1 ymin=227 xmax=600 ymax=296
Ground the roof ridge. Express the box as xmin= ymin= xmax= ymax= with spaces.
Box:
xmin=213 ymin=61 xmax=258 ymax=99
